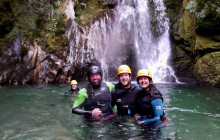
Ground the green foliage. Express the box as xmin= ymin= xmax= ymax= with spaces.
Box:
xmin=166 ymin=8 xmax=175 ymax=14
xmin=186 ymin=0 xmax=220 ymax=20
xmin=101 ymin=1 xmax=108 ymax=7
xmin=80 ymin=2 xmax=87 ymax=8
xmin=74 ymin=0 xmax=109 ymax=25
xmin=0 ymin=0 xmax=67 ymax=53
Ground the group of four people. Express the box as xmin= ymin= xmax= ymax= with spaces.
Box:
xmin=71 ymin=65 xmax=165 ymax=124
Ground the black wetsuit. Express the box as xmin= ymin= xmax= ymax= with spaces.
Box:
xmin=69 ymin=87 xmax=79 ymax=94
xmin=72 ymin=82 xmax=114 ymax=119
xmin=137 ymin=88 xmax=163 ymax=117
xmin=111 ymin=83 xmax=140 ymax=116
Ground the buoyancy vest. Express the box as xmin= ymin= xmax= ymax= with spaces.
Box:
xmin=70 ymin=87 xmax=79 ymax=92
xmin=69 ymin=87 xmax=79 ymax=94
xmin=84 ymin=82 xmax=112 ymax=114
xmin=137 ymin=89 xmax=163 ymax=117
xmin=112 ymin=83 xmax=140 ymax=116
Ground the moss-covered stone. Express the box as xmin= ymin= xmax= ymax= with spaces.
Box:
xmin=183 ymin=0 xmax=220 ymax=35
xmin=164 ymin=0 xmax=183 ymax=21
xmin=182 ymin=0 xmax=190 ymax=8
xmin=194 ymin=52 xmax=220 ymax=85
xmin=183 ymin=13 xmax=196 ymax=44
xmin=0 ymin=0 xmax=68 ymax=54
xmin=172 ymin=45 xmax=195 ymax=78
xmin=213 ymin=35 xmax=220 ymax=41
xmin=173 ymin=12 xmax=197 ymax=53
xmin=74 ymin=0 xmax=109 ymax=25
xmin=195 ymin=35 xmax=220 ymax=52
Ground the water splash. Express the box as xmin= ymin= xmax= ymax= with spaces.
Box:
xmin=134 ymin=0 xmax=179 ymax=82
xmin=65 ymin=0 xmax=179 ymax=82
xmin=166 ymin=107 xmax=220 ymax=118
xmin=103 ymin=0 xmax=179 ymax=82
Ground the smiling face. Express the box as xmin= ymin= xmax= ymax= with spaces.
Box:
xmin=89 ymin=73 xmax=102 ymax=86
xmin=71 ymin=84 xmax=77 ymax=90
xmin=119 ymin=73 xmax=131 ymax=88
xmin=138 ymin=76 xmax=151 ymax=90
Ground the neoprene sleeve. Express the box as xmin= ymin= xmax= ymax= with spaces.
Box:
xmin=72 ymin=88 xmax=88 ymax=108
xmin=72 ymin=105 xmax=92 ymax=115
xmin=137 ymin=99 xmax=163 ymax=124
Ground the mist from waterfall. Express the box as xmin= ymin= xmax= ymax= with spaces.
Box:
xmin=133 ymin=0 xmax=179 ymax=82
xmin=66 ymin=0 xmax=179 ymax=82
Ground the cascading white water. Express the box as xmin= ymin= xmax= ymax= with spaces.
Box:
xmin=133 ymin=0 xmax=178 ymax=82
xmin=66 ymin=0 xmax=178 ymax=82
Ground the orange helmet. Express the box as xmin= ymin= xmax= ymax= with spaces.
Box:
xmin=117 ymin=65 xmax=132 ymax=75
xmin=70 ymin=80 xmax=78 ymax=85
xmin=136 ymin=69 xmax=152 ymax=79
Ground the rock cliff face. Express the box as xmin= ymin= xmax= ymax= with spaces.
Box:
xmin=0 ymin=0 xmax=219 ymax=86
xmin=0 ymin=33 xmax=71 ymax=84
xmin=0 ymin=0 xmax=116 ymax=85
xmin=165 ymin=0 xmax=220 ymax=86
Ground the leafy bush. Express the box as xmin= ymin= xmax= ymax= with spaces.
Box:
xmin=186 ymin=0 xmax=220 ymax=19
xmin=0 ymin=0 xmax=67 ymax=53
xmin=74 ymin=0 xmax=109 ymax=25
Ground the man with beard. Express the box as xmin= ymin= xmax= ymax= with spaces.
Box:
xmin=72 ymin=65 xmax=115 ymax=120
xmin=111 ymin=65 xmax=140 ymax=116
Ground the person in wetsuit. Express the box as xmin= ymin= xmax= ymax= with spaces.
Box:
xmin=72 ymin=65 xmax=115 ymax=120
xmin=135 ymin=69 xmax=165 ymax=124
xmin=69 ymin=80 xmax=79 ymax=96
xmin=111 ymin=65 xmax=140 ymax=116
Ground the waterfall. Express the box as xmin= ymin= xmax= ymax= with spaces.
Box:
xmin=133 ymin=0 xmax=178 ymax=82
xmin=66 ymin=0 xmax=178 ymax=82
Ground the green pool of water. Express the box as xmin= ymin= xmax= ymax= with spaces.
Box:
xmin=0 ymin=83 xmax=219 ymax=140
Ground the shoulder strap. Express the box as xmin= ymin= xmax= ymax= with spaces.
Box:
xmin=85 ymin=82 xmax=109 ymax=97
xmin=85 ymin=84 xmax=94 ymax=98
xmin=103 ymin=82 xmax=111 ymax=93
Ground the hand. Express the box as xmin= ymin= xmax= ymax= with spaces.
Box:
xmin=134 ymin=114 xmax=141 ymax=120
xmin=137 ymin=120 xmax=145 ymax=125
xmin=91 ymin=108 xmax=102 ymax=119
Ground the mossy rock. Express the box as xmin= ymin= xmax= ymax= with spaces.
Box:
xmin=195 ymin=35 xmax=220 ymax=52
xmin=213 ymin=35 xmax=220 ymax=41
xmin=173 ymin=12 xmax=196 ymax=52
xmin=194 ymin=52 xmax=220 ymax=86
xmin=163 ymin=0 xmax=183 ymax=21
xmin=182 ymin=13 xmax=196 ymax=43
xmin=172 ymin=45 xmax=195 ymax=78
xmin=74 ymin=0 xmax=109 ymax=26
xmin=196 ymin=4 xmax=220 ymax=32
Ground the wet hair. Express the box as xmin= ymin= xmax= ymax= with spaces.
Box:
xmin=148 ymin=84 xmax=158 ymax=96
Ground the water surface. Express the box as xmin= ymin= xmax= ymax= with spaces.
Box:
xmin=0 ymin=83 xmax=219 ymax=140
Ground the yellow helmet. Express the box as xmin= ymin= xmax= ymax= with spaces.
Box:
xmin=137 ymin=69 xmax=152 ymax=79
xmin=70 ymin=80 xmax=78 ymax=85
xmin=117 ymin=65 xmax=132 ymax=75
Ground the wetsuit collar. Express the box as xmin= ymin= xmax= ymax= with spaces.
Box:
xmin=90 ymin=82 xmax=102 ymax=89
xmin=117 ymin=82 xmax=131 ymax=89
